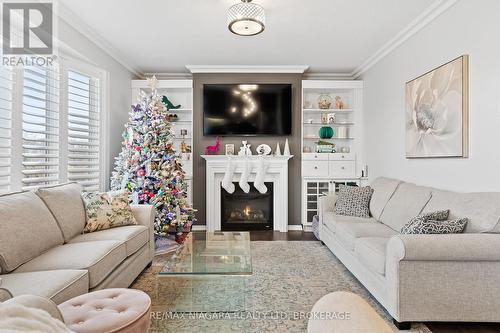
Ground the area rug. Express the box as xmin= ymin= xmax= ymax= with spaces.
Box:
xmin=132 ymin=241 xmax=432 ymax=333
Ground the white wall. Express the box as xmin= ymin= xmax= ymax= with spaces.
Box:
xmin=57 ymin=18 xmax=134 ymax=189
xmin=361 ymin=0 xmax=500 ymax=192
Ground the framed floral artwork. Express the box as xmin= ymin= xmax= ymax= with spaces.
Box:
xmin=405 ymin=55 xmax=469 ymax=158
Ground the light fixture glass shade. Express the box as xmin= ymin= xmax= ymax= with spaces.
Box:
xmin=227 ymin=0 xmax=265 ymax=36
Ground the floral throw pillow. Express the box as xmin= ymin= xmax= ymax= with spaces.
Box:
xmin=401 ymin=210 xmax=450 ymax=234
xmin=81 ymin=191 xmax=137 ymax=233
xmin=334 ymin=185 xmax=374 ymax=218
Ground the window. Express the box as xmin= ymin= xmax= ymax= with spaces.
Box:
xmin=0 ymin=67 xmax=13 ymax=194
xmin=1 ymin=60 xmax=105 ymax=193
xmin=67 ymin=70 xmax=101 ymax=191
xmin=21 ymin=66 xmax=60 ymax=190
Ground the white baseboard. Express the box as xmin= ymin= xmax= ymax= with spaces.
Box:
xmin=192 ymin=225 xmax=304 ymax=231
xmin=287 ymin=225 xmax=304 ymax=231
xmin=192 ymin=225 xmax=207 ymax=231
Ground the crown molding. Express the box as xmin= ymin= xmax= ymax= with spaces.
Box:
xmin=143 ymin=72 xmax=193 ymax=80
xmin=303 ymin=72 xmax=354 ymax=80
xmin=56 ymin=2 xmax=142 ymax=77
xmin=351 ymin=0 xmax=459 ymax=78
xmin=186 ymin=65 xmax=309 ymax=74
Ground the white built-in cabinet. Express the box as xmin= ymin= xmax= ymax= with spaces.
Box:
xmin=131 ymin=79 xmax=193 ymax=204
xmin=301 ymin=80 xmax=365 ymax=230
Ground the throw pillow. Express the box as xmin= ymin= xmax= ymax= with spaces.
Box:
xmin=400 ymin=210 xmax=450 ymax=234
xmin=81 ymin=191 xmax=137 ymax=233
xmin=334 ymin=185 xmax=374 ymax=218
xmin=404 ymin=218 xmax=468 ymax=234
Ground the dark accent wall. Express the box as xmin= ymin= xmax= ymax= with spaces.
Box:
xmin=193 ymin=73 xmax=302 ymax=227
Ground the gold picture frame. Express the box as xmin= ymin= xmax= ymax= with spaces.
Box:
xmin=405 ymin=55 xmax=469 ymax=158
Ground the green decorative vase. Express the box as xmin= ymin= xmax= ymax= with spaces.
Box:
xmin=319 ymin=126 xmax=334 ymax=139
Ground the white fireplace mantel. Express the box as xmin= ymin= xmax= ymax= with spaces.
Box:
xmin=202 ymin=155 xmax=293 ymax=232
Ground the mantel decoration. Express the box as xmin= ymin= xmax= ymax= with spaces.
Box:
xmin=110 ymin=76 xmax=196 ymax=241
xmin=405 ymin=55 xmax=469 ymax=158
xmin=227 ymin=0 xmax=265 ymax=36
xmin=205 ymin=136 xmax=221 ymax=155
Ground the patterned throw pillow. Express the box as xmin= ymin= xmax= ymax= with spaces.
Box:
xmin=334 ymin=185 xmax=374 ymax=218
xmin=405 ymin=218 xmax=468 ymax=234
xmin=81 ymin=191 xmax=137 ymax=233
xmin=401 ymin=210 xmax=450 ymax=234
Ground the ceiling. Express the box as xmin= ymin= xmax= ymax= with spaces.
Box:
xmin=59 ymin=0 xmax=436 ymax=76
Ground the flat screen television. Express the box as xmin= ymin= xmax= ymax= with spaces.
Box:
xmin=203 ymin=84 xmax=292 ymax=136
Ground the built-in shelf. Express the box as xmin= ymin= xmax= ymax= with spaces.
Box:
xmin=303 ymin=108 xmax=354 ymax=112
xmin=301 ymin=80 xmax=364 ymax=230
xmin=303 ymin=122 xmax=355 ymax=126
xmin=304 ymin=136 xmax=355 ymax=140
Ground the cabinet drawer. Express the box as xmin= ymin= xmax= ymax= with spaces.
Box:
xmin=302 ymin=153 xmax=329 ymax=161
xmin=302 ymin=161 xmax=329 ymax=177
xmin=329 ymin=153 xmax=355 ymax=161
xmin=329 ymin=161 xmax=355 ymax=177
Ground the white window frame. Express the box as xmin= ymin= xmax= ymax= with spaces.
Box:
xmin=60 ymin=56 xmax=109 ymax=191
xmin=6 ymin=55 xmax=109 ymax=192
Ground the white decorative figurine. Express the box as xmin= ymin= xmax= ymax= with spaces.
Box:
xmin=284 ymin=139 xmax=291 ymax=156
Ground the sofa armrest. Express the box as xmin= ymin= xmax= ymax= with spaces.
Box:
xmin=385 ymin=233 xmax=500 ymax=322
xmin=3 ymin=295 xmax=64 ymax=322
xmin=0 ymin=288 xmax=13 ymax=302
xmin=318 ymin=194 xmax=337 ymax=218
xmin=130 ymin=204 xmax=156 ymax=261
xmin=387 ymin=233 xmax=500 ymax=262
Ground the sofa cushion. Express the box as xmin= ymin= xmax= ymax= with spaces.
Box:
xmin=422 ymin=189 xmax=500 ymax=233
xmin=69 ymin=225 xmax=148 ymax=257
xmin=379 ymin=183 xmax=432 ymax=232
xmin=0 ymin=270 xmax=88 ymax=304
xmin=14 ymin=241 xmax=126 ymax=288
xmin=354 ymin=237 xmax=390 ymax=275
xmin=335 ymin=221 xmax=397 ymax=251
xmin=369 ymin=177 xmax=402 ymax=220
xmin=334 ymin=185 xmax=373 ymax=218
xmin=323 ymin=212 xmax=375 ymax=234
xmin=0 ymin=191 xmax=64 ymax=272
xmin=403 ymin=217 xmax=468 ymax=234
xmin=36 ymin=183 xmax=86 ymax=242
xmin=81 ymin=191 xmax=137 ymax=233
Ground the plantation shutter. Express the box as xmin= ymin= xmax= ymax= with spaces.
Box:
xmin=21 ymin=66 xmax=60 ymax=190
xmin=67 ymin=70 xmax=101 ymax=191
xmin=0 ymin=67 xmax=14 ymax=193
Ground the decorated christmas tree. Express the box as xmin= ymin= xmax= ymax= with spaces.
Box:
xmin=110 ymin=77 xmax=195 ymax=236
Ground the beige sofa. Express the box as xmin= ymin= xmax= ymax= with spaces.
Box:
xmin=0 ymin=183 xmax=155 ymax=304
xmin=319 ymin=177 xmax=500 ymax=329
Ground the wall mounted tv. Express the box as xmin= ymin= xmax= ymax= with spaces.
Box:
xmin=203 ymin=84 xmax=292 ymax=136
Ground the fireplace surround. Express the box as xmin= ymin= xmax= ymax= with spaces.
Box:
xmin=202 ymin=155 xmax=292 ymax=232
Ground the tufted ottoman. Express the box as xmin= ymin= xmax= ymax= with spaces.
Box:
xmin=307 ymin=291 xmax=393 ymax=333
xmin=58 ymin=288 xmax=151 ymax=333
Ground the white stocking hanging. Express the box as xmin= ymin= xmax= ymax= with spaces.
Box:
xmin=254 ymin=158 xmax=269 ymax=194
xmin=222 ymin=158 xmax=236 ymax=193
xmin=239 ymin=160 xmax=251 ymax=193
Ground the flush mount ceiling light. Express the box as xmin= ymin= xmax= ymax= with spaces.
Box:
xmin=227 ymin=0 xmax=265 ymax=36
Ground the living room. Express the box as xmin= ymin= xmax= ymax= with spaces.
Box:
xmin=0 ymin=0 xmax=499 ymax=332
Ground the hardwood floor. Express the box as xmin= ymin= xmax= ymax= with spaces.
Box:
xmin=248 ymin=230 xmax=500 ymax=333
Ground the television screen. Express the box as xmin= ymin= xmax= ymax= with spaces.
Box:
xmin=203 ymin=84 xmax=292 ymax=136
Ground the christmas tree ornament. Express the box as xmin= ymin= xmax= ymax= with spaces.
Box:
xmin=162 ymin=95 xmax=181 ymax=110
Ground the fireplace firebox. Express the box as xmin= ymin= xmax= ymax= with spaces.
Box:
xmin=221 ymin=182 xmax=273 ymax=231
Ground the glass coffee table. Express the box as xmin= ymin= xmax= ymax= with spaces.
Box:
xmin=156 ymin=231 xmax=252 ymax=313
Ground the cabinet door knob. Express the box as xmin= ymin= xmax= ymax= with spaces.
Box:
xmin=341 ymin=155 xmax=345 ymax=158
xmin=341 ymin=167 xmax=345 ymax=170
xmin=314 ymin=166 xmax=318 ymax=170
